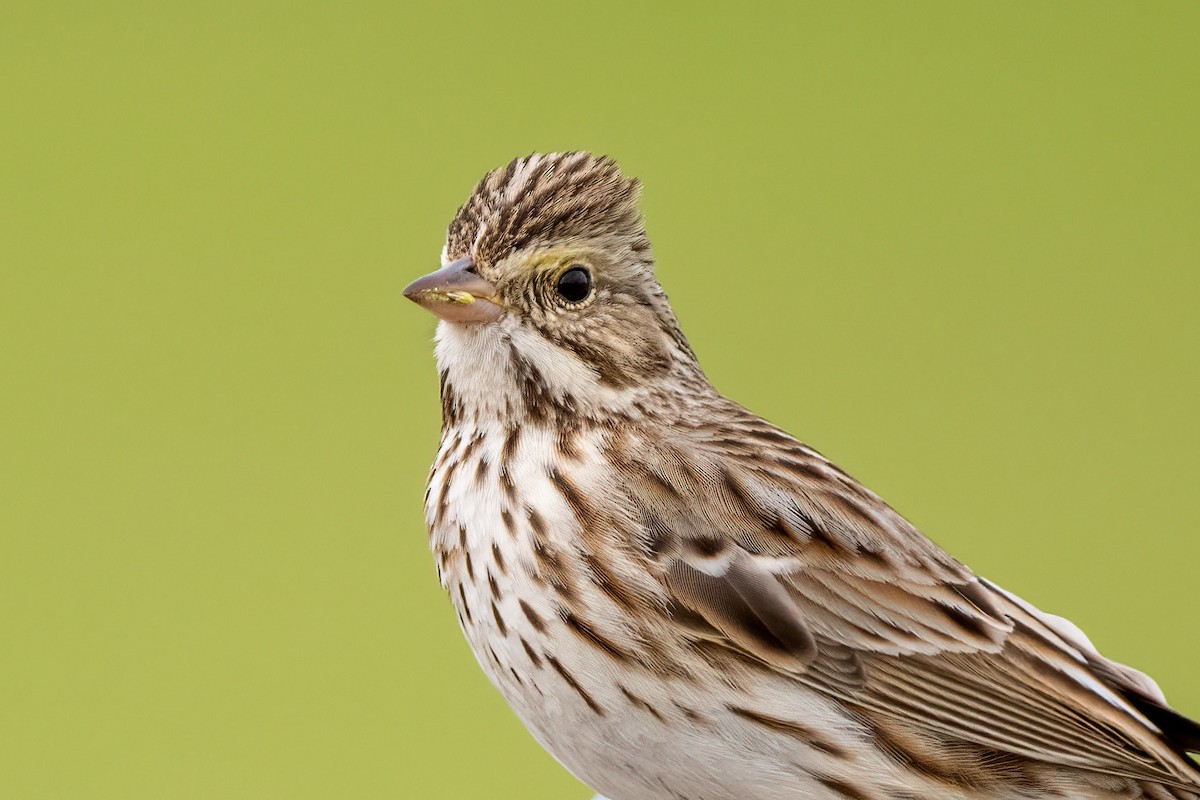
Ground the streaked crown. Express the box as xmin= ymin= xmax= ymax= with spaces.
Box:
xmin=444 ymin=152 xmax=650 ymax=272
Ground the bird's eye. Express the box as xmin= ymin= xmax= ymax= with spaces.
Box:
xmin=555 ymin=266 xmax=592 ymax=303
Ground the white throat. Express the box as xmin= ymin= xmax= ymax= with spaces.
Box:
xmin=434 ymin=319 xmax=610 ymax=426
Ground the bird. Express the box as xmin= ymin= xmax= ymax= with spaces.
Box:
xmin=403 ymin=152 xmax=1200 ymax=800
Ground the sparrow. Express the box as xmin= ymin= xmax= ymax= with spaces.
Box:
xmin=404 ymin=152 xmax=1200 ymax=800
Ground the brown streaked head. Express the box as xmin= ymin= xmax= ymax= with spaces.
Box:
xmin=408 ymin=152 xmax=706 ymax=410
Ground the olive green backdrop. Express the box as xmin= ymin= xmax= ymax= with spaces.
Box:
xmin=2 ymin=2 xmax=1197 ymax=798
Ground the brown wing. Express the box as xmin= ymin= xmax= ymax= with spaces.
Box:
xmin=618 ymin=419 xmax=1200 ymax=790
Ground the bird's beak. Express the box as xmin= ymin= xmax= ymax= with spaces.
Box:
xmin=403 ymin=258 xmax=504 ymax=323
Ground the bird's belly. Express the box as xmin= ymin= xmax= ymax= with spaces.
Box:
xmin=461 ymin=611 xmax=833 ymax=800
xmin=465 ymin=624 xmax=989 ymax=800
xmin=424 ymin=427 xmax=1007 ymax=800
xmin=435 ymin=547 xmax=960 ymax=800
xmin=443 ymin=563 xmax=1048 ymax=800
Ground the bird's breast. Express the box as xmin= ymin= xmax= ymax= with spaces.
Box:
xmin=424 ymin=419 xmax=675 ymax=686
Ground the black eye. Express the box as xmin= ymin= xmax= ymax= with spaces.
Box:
xmin=555 ymin=266 xmax=592 ymax=303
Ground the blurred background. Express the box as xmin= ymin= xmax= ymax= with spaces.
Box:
xmin=2 ymin=2 xmax=1198 ymax=798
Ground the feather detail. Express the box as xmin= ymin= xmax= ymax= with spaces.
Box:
xmin=633 ymin=412 xmax=1200 ymax=789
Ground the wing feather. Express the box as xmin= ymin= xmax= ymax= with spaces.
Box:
xmin=627 ymin=420 xmax=1200 ymax=790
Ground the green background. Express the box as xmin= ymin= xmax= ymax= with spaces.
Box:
xmin=3 ymin=2 xmax=1198 ymax=798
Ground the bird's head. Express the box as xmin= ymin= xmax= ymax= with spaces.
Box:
xmin=406 ymin=152 xmax=708 ymax=424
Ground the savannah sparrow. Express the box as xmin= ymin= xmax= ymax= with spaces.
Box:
xmin=404 ymin=152 xmax=1200 ymax=800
